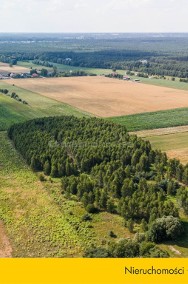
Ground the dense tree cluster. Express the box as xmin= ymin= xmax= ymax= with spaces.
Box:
xmin=84 ymin=239 xmax=169 ymax=258
xmin=0 ymin=55 xmax=17 ymax=65
xmin=147 ymin=216 xmax=184 ymax=243
xmin=8 ymin=116 xmax=188 ymax=230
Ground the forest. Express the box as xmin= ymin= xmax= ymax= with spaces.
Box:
xmin=8 ymin=116 xmax=188 ymax=257
xmin=1 ymin=33 xmax=188 ymax=77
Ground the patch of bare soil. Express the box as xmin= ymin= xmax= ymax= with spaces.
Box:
xmin=0 ymin=221 xmax=12 ymax=258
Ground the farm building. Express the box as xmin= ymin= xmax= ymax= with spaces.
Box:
xmin=123 ymin=76 xmax=131 ymax=80
xmin=32 ymin=73 xmax=39 ymax=78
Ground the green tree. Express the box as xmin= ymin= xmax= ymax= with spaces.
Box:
xmin=44 ymin=160 xmax=51 ymax=175
xmin=41 ymin=68 xmax=48 ymax=77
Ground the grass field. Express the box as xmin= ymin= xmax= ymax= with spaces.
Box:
xmin=108 ymin=108 xmax=188 ymax=131
xmin=0 ymin=62 xmax=29 ymax=74
xmin=0 ymin=81 xmax=90 ymax=130
xmin=17 ymin=61 xmax=53 ymax=71
xmin=130 ymin=126 xmax=188 ymax=164
xmin=5 ymin=77 xmax=188 ymax=118
xmin=130 ymin=75 xmax=188 ymax=91
xmin=0 ymin=132 xmax=131 ymax=257
xmin=146 ymin=132 xmax=188 ymax=165
xmin=18 ymin=60 xmax=125 ymax=75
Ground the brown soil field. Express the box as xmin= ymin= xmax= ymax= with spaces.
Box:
xmin=5 ymin=76 xmax=188 ymax=117
xmin=0 ymin=62 xmax=29 ymax=74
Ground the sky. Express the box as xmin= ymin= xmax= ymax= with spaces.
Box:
xmin=0 ymin=0 xmax=187 ymax=33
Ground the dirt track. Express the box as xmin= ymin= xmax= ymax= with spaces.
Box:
xmin=0 ymin=221 xmax=12 ymax=258
xmin=5 ymin=76 xmax=188 ymax=117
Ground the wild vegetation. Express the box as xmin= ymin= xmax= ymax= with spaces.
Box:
xmin=7 ymin=116 xmax=188 ymax=255
xmin=1 ymin=33 xmax=188 ymax=258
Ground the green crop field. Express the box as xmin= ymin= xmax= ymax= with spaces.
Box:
xmin=0 ymin=81 xmax=90 ymax=131
xmin=108 ymin=108 xmax=188 ymax=132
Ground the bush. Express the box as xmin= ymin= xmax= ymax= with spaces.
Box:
xmin=109 ymin=239 xmax=140 ymax=258
xmin=139 ymin=241 xmax=155 ymax=256
xmin=39 ymin=173 xmax=46 ymax=182
xmin=140 ymin=241 xmax=169 ymax=258
xmin=109 ymin=231 xmax=117 ymax=238
xmin=86 ymin=204 xmax=98 ymax=214
xmin=148 ymin=216 xmax=184 ymax=243
xmin=84 ymin=247 xmax=111 ymax=258
xmin=81 ymin=214 xmax=92 ymax=222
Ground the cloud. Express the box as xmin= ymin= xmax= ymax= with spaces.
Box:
xmin=0 ymin=0 xmax=187 ymax=32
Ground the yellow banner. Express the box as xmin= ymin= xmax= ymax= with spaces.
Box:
xmin=0 ymin=259 xmax=188 ymax=284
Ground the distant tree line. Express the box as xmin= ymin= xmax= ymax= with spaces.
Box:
xmin=32 ymin=60 xmax=54 ymax=68
xmin=1 ymin=49 xmax=188 ymax=78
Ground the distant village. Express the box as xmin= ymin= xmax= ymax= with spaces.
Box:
xmin=0 ymin=69 xmax=53 ymax=80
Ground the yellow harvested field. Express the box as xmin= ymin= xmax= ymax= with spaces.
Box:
xmin=0 ymin=62 xmax=29 ymax=74
xmin=131 ymin=125 xmax=188 ymax=138
xmin=5 ymin=76 xmax=188 ymax=117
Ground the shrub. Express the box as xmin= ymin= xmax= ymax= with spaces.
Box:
xmin=84 ymin=247 xmax=111 ymax=258
xmin=86 ymin=204 xmax=98 ymax=214
xmin=81 ymin=214 xmax=92 ymax=222
xmin=109 ymin=231 xmax=117 ymax=238
xmin=148 ymin=216 xmax=184 ymax=243
xmin=39 ymin=174 xmax=46 ymax=182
